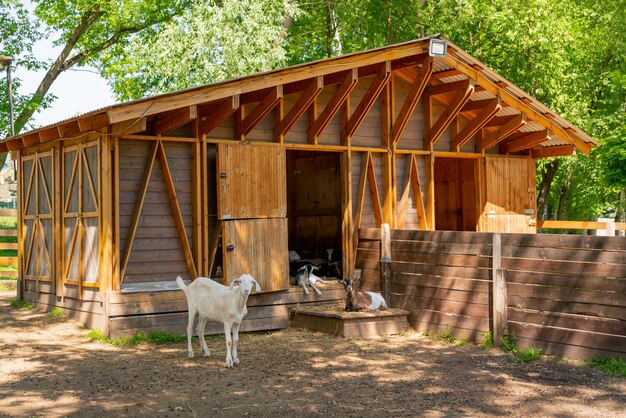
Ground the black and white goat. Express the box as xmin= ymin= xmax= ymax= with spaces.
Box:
xmin=339 ymin=276 xmax=387 ymax=312
xmin=290 ymin=264 xmax=324 ymax=295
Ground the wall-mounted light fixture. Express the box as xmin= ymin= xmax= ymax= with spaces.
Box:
xmin=428 ymin=38 xmax=448 ymax=58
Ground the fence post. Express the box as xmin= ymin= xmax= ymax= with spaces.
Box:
xmin=492 ymin=233 xmax=507 ymax=348
xmin=380 ymin=223 xmax=392 ymax=307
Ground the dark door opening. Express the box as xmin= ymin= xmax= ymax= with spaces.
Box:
xmin=286 ymin=151 xmax=342 ymax=266
xmin=434 ymin=157 xmax=478 ymax=231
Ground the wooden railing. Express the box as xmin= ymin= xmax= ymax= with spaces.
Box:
xmin=538 ymin=220 xmax=626 ymax=235
xmin=0 ymin=208 xmax=18 ymax=279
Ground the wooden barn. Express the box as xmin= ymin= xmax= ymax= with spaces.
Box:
xmin=1 ymin=36 xmax=598 ymax=337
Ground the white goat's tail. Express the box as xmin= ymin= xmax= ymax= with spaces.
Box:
xmin=176 ymin=276 xmax=187 ymax=293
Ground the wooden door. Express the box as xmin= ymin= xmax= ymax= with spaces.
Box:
xmin=21 ymin=152 xmax=54 ymax=292
xmin=217 ymin=143 xmax=288 ymax=291
xmin=62 ymin=142 xmax=100 ymax=298
xmin=481 ymin=156 xmax=536 ymax=233
xmin=222 ymin=218 xmax=289 ymax=292
xmin=217 ymin=143 xmax=286 ymax=220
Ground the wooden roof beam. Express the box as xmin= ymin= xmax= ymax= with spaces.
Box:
xmin=500 ymin=129 xmax=549 ymax=154
xmin=274 ymin=76 xmax=323 ymax=140
xmin=391 ymin=57 xmax=433 ymax=145
xmin=198 ymin=95 xmax=239 ymax=136
xmin=426 ymin=79 xmax=473 ymax=96
xmin=432 ymin=69 xmax=462 ymax=79
xmin=461 ymin=98 xmax=509 ymax=113
xmin=39 ymin=126 xmax=61 ymax=143
xmin=308 ymin=68 xmax=358 ymax=144
xmin=236 ymin=86 xmax=282 ymax=140
xmin=77 ymin=113 xmax=108 ymax=133
xmin=6 ymin=138 xmax=23 ymax=151
xmin=442 ymin=52 xmax=591 ymax=154
xmin=451 ymin=96 xmax=501 ymax=151
xmin=22 ymin=133 xmax=41 ymax=147
xmin=58 ymin=120 xmax=81 ymax=138
xmin=477 ymin=113 xmax=526 ymax=152
xmin=110 ymin=117 xmax=147 ymax=136
xmin=153 ymin=106 xmax=197 ymax=135
xmin=532 ymin=145 xmax=575 ymax=158
xmin=426 ymin=79 xmax=475 ymax=145
xmin=343 ymin=61 xmax=391 ymax=141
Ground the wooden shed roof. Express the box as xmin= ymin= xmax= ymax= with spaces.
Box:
xmin=1 ymin=35 xmax=598 ymax=156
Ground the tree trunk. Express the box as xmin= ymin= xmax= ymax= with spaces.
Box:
xmin=617 ymin=189 xmax=626 ymax=237
xmin=536 ymin=159 xmax=560 ymax=220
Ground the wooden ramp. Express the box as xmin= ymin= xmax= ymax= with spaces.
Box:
xmin=291 ymin=304 xmax=410 ymax=337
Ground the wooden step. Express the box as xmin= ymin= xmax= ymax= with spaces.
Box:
xmin=290 ymin=304 xmax=409 ymax=337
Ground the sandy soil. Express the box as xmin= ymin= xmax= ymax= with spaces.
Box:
xmin=0 ymin=290 xmax=624 ymax=418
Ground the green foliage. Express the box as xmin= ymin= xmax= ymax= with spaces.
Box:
xmin=0 ymin=216 xmax=17 ymax=229
xmin=87 ymin=329 xmax=189 ymax=346
xmin=586 ymin=355 xmax=626 ymax=377
xmin=428 ymin=324 xmax=456 ymax=344
xmin=501 ymin=329 xmax=517 ymax=352
xmin=0 ymin=280 xmax=16 ymax=290
xmin=516 ymin=347 xmax=543 ymax=362
xmin=10 ymin=298 xmax=33 ymax=310
xmin=47 ymin=307 xmax=64 ymax=318
xmin=481 ymin=330 xmax=494 ymax=350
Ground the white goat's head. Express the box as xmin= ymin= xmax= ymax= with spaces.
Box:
xmin=229 ymin=274 xmax=262 ymax=296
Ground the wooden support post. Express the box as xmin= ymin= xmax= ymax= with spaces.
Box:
xmin=16 ymin=150 xmax=23 ymax=299
xmin=492 ymin=233 xmax=507 ymax=348
xmin=380 ymin=223 xmax=392 ymax=306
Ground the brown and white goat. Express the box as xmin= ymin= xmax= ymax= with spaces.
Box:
xmin=339 ymin=277 xmax=387 ymax=312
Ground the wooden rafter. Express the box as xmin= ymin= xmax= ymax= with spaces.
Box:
xmin=39 ymin=127 xmax=60 ymax=143
xmin=426 ymin=79 xmax=475 ymax=145
xmin=477 ymin=113 xmax=526 ymax=152
xmin=58 ymin=121 xmax=81 ymax=138
xmin=308 ymin=68 xmax=358 ymax=144
xmin=427 ymin=79 xmax=472 ymax=96
xmin=111 ymin=117 xmax=147 ymax=136
xmin=274 ymin=76 xmax=323 ymax=141
xmin=22 ymin=133 xmax=41 ymax=147
xmin=153 ymin=105 xmax=197 ymax=135
xmin=198 ymin=95 xmax=239 ymax=136
xmin=157 ymin=141 xmax=198 ymax=279
xmin=531 ymin=145 xmax=575 ymax=158
xmin=343 ymin=61 xmax=391 ymax=142
xmin=391 ymin=57 xmax=433 ymax=145
xmin=236 ymin=86 xmax=282 ymax=140
xmin=461 ymin=98 xmax=509 ymax=113
xmin=397 ymin=154 xmax=428 ymax=229
xmin=485 ymin=114 xmax=518 ymax=128
xmin=501 ymin=129 xmax=549 ymax=154
xmin=120 ymin=141 xmax=158 ymax=281
xmin=451 ymin=97 xmax=501 ymax=151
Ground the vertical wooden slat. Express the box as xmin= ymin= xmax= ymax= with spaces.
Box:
xmin=410 ymin=155 xmax=428 ymax=230
xmin=352 ymin=151 xmax=369 ymax=255
xmin=381 ymin=78 xmax=395 ymax=227
xmin=380 ymin=223 xmax=392 ymax=305
xmin=113 ymin=137 xmax=120 ymax=290
xmin=77 ymin=145 xmax=83 ymax=300
xmin=201 ymin=141 xmax=209 ymax=276
xmin=341 ymin=150 xmax=354 ymax=278
xmin=17 ymin=150 xmax=24 ymax=298
xmin=100 ymin=131 xmax=113 ymax=294
xmin=54 ymin=143 xmax=63 ymax=297
xmin=425 ymin=153 xmax=435 ymax=230
xmin=192 ymin=140 xmax=202 ymax=274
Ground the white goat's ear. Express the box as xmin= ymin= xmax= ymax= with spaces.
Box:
xmin=229 ymin=278 xmax=241 ymax=290
xmin=251 ymin=278 xmax=262 ymax=293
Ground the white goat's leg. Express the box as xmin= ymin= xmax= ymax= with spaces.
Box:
xmin=224 ymin=322 xmax=234 ymax=368
xmin=186 ymin=306 xmax=196 ymax=358
xmin=310 ymin=280 xmax=322 ymax=296
xmin=231 ymin=322 xmax=241 ymax=366
xmin=301 ymin=282 xmax=310 ymax=295
xmin=197 ymin=316 xmax=210 ymax=357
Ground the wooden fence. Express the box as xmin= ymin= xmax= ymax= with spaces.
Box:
xmin=356 ymin=227 xmax=626 ymax=360
xmin=0 ymin=208 xmax=18 ymax=279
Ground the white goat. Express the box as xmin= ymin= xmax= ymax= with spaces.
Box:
xmin=176 ymin=274 xmax=261 ymax=368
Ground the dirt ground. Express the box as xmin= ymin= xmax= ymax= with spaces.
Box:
xmin=0 ymin=291 xmax=624 ymax=418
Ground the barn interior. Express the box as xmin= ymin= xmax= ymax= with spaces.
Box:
xmin=286 ymin=150 xmax=343 ymax=275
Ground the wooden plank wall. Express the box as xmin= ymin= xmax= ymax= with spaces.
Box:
xmin=118 ymin=140 xmax=193 ymax=283
xmin=354 ymin=228 xmax=381 ymax=292
xmin=501 ymin=234 xmax=626 ymax=359
xmin=388 ymin=229 xmax=492 ymax=341
xmin=355 ymin=228 xmax=626 ymax=360
xmin=106 ymin=282 xmax=346 ymax=338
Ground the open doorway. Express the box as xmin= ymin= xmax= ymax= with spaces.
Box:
xmin=434 ymin=157 xmax=478 ymax=231
xmin=286 ymin=151 xmax=342 ymax=269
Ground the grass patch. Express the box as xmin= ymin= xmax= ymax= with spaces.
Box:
xmin=0 ymin=216 xmax=17 ymax=230
xmin=87 ymin=330 xmax=189 ymax=346
xmin=47 ymin=307 xmax=64 ymax=318
xmin=428 ymin=324 xmax=457 ymax=344
xmin=516 ymin=347 xmax=543 ymax=362
xmin=455 ymin=339 xmax=470 ymax=347
xmin=481 ymin=330 xmax=494 ymax=350
xmin=10 ymin=298 xmax=34 ymax=310
xmin=0 ymin=281 xmax=16 ymax=291
xmin=586 ymin=356 xmax=626 ymax=377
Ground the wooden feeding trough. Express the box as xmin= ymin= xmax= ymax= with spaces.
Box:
xmin=291 ymin=304 xmax=409 ymax=337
